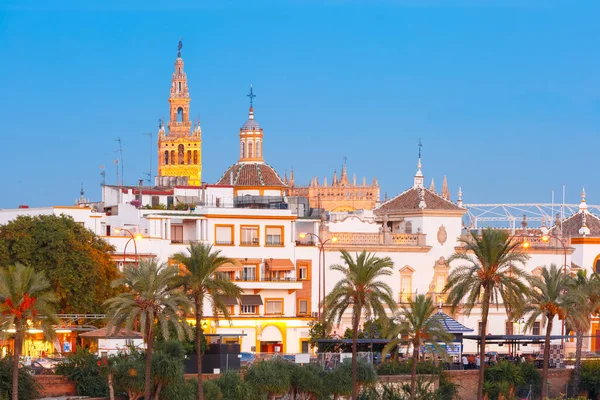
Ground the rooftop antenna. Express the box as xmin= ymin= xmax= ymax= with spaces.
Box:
xmin=115 ymin=137 xmax=124 ymax=186
xmin=100 ymin=165 xmax=106 ymax=186
xmin=113 ymin=159 xmax=119 ymax=186
xmin=143 ymin=132 xmax=153 ymax=185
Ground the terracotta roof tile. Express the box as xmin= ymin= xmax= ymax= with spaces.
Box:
xmin=215 ymin=163 xmax=287 ymax=188
xmin=550 ymin=212 xmax=600 ymax=237
xmin=376 ymin=187 xmax=463 ymax=213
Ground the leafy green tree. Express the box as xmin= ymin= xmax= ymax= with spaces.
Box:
xmin=152 ymin=341 xmax=186 ymax=400
xmin=308 ymin=320 xmax=332 ymax=349
xmin=172 ymin=243 xmax=242 ymax=400
xmin=0 ymin=264 xmax=58 ymax=400
xmin=0 ymin=356 xmax=39 ymax=400
xmin=443 ymin=228 xmax=529 ymax=400
xmin=324 ymin=250 xmax=397 ymax=400
xmin=113 ymin=350 xmax=145 ymax=400
xmin=523 ymin=264 xmax=574 ymax=399
xmin=0 ymin=214 xmax=120 ymax=313
xmin=288 ymin=363 xmax=324 ymax=400
xmin=567 ymin=269 xmax=600 ymax=395
xmin=383 ymin=294 xmax=453 ymax=400
xmin=104 ymin=260 xmax=192 ymax=400
xmin=245 ymin=359 xmax=291 ymax=399
xmin=213 ymin=371 xmax=260 ymax=400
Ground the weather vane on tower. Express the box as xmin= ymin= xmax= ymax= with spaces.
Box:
xmin=247 ymin=85 xmax=256 ymax=108
xmin=418 ymin=138 xmax=422 ymax=159
xmin=177 ymin=38 xmax=183 ymax=58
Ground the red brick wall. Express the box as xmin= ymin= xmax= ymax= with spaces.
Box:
xmin=445 ymin=368 xmax=572 ymax=400
xmin=35 ymin=375 xmax=76 ymax=397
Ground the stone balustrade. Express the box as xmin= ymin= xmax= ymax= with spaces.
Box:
xmin=323 ymin=231 xmax=427 ymax=247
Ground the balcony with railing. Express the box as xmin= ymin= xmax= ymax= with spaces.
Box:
xmin=322 ymin=231 xmax=428 ymax=250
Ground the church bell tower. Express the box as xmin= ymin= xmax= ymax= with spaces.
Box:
xmin=157 ymin=39 xmax=202 ymax=186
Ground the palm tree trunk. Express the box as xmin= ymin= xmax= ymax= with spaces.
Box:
xmin=154 ymin=382 xmax=162 ymax=400
xmin=196 ymin=297 xmax=204 ymax=400
xmin=410 ymin=341 xmax=419 ymax=400
xmin=144 ymin=319 xmax=154 ymax=400
xmin=477 ymin=287 xmax=491 ymax=400
xmin=351 ymin=313 xmax=360 ymax=400
xmin=108 ymin=371 xmax=115 ymax=400
xmin=573 ymin=329 xmax=584 ymax=395
xmin=541 ymin=316 xmax=554 ymax=400
xmin=12 ymin=325 xmax=23 ymax=400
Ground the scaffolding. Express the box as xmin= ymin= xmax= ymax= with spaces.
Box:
xmin=463 ymin=203 xmax=600 ymax=232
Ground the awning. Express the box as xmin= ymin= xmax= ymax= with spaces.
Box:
xmin=217 ymin=259 xmax=243 ymax=272
xmin=214 ymin=295 xmax=238 ymax=306
xmin=240 ymin=295 xmax=263 ymax=306
xmin=240 ymin=258 xmax=262 ymax=265
xmin=265 ymin=258 xmax=295 ymax=271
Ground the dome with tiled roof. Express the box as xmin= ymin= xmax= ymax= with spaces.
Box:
xmin=549 ymin=189 xmax=600 ymax=237
xmin=215 ymin=163 xmax=287 ymax=188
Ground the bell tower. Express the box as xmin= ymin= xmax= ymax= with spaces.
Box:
xmin=157 ymin=39 xmax=202 ymax=186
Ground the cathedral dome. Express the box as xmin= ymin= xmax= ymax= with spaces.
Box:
xmin=215 ymin=163 xmax=287 ymax=188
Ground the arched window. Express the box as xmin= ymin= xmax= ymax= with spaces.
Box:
xmin=193 ymin=151 xmax=198 ymax=164
xmin=170 ymin=150 xmax=176 ymax=165
xmin=178 ymin=144 xmax=185 ymax=165
xmin=256 ymin=141 xmax=261 ymax=158
xmin=241 ymin=142 xmax=245 ymax=158
xmin=178 ymin=82 xmax=181 ymax=92
xmin=164 ymin=150 xmax=169 ymax=165
xmin=399 ymin=266 xmax=415 ymax=303
xmin=248 ymin=141 xmax=253 ymax=158
xmin=405 ymin=221 xmax=413 ymax=234
xmin=187 ymin=150 xmax=192 ymax=164
xmin=177 ymin=107 xmax=183 ymax=122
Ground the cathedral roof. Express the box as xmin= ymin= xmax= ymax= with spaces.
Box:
xmin=215 ymin=163 xmax=287 ymax=187
xmin=375 ymin=186 xmax=464 ymax=214
xmin=550 ymin=212 xmax=600 ymax=237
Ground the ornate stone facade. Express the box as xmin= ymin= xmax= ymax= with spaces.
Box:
xmin=157 ymin=41 xmax=202 ymax=186
xmin=288 ymin=163 xmax=380 ymax=211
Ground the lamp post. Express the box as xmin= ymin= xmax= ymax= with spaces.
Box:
xmin=298 ymin=232 xmax=338 ymax=320
xmin=114 ymin=228 xmax=142 ymax=267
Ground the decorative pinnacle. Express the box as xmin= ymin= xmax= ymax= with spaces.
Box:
xmin=177 ymin=38 xmax=182 ymax=58
xmin=247 ymin=85 xmax=256 ymax=108
xmin=418 ymin=138 xmax=422 ymax=159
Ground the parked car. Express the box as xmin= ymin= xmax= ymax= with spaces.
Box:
xmin=240 ymin=352 xmax=256 ymax=367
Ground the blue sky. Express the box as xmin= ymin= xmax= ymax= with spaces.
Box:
xmin=1 ymin=1 xmax=599 ymax=208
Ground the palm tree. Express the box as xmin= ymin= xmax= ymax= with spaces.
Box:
xmin=443 ymin=228 xmax=529 ymax=400
xmin=568 ymin=270 xmax=600 ymax=395
xmin=0 ymin=264 xmax=58 ymax=400
xmin=383 ymin=294 xmax=454 ymax=400
xmin=324 ymin=250 xmax=397 ymax=400
xmin=173 ymin=243 xmax=242 ymax=400
xmin=523 ymin=264 xmax=574 ymax=399
xmin=104 ymin=260 xmax=192 ymax=400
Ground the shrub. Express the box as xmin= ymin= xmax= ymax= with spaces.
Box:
xmin=161 ymin=378 xmax=223 ymax=400
xmin=377 ymin=360 xmax=441 ymax=376
xmin=580 ymin=360 xmax=600 ymax=399
xmin=213 ymin=371 xmax=259 ymax=400
xmin=55 ymin=349 xmax=108 ymax=397
xmin=0 ymin=357 xmax=40 ymax=400
xmin=245 ymin=359 xmax=291 ymax=397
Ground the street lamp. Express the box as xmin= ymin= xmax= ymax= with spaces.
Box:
xmin=298 ymin=232 xmax=338 ymax=320
xmin=114 ymin=228 xmax=142 ymax=267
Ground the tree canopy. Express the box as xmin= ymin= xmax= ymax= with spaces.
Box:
xmin=0 ymin=214 xmax=120 ymax=313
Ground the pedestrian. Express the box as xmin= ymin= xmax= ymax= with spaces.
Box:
xmin=475 ymin=354 xmax=481 ymax=369
xmin=462 ymin=354 xmax=468 ymax=370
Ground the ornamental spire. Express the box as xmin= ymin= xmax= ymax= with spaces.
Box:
xmin=579 ymin=187 xmax=588 ymax=213
xmin=413 ymin=139 xmax=424 ymax=188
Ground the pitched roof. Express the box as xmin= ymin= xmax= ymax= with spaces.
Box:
xmin=550 ymin=212 xmax=600 ymax=237
xmin=376 ymin=186 xmax=463 ymax=213
xmin=430 ymin=311 xmax=474 ymax=333
xmin=215 ymin=163 xmax=287 ymax=187
xmin=79 ymin=327 xmax=143 ymax=339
